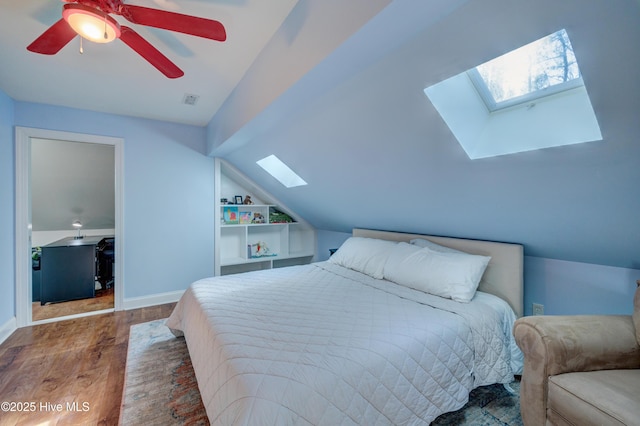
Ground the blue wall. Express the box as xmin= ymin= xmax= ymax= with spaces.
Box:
xmin=11 ymin=101 xmax=215 ymax=304
xmin=0 ymin=90 xmax=15 ymax=328
xmin=1 ymin=90 xmax=636 ymax=329
xmin=317 ymin=230 xmax=639 ymax=316
xmin=524 ymin=257 xmax=639 ymax=316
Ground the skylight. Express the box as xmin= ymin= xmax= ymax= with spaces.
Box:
xmin=257 ymin=155 xmax=308 ymax=188
xmin=424 ymin=28 xmax=602 ymax=159
xmin=468 ymin=29 xmax=583 ymax=111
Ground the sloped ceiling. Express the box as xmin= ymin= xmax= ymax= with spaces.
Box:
xmin=214 ymin=0 xmax=640 ymax=270
xmin=0 ymin=0 xmax=301 ymax=126
xmin=31 ymin=138 xmax=115 ymax=231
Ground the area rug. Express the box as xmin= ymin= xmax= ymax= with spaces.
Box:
xmin=120 ymin=319 xmax=209 ymax=425
xmin=432 ymin=379 xmax=522 ymax=425
xmin=121 ymin=319 xmax=522 ymax=425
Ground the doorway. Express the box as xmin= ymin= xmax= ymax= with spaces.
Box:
xmin=15 ymin=127 xmax=124 ymax=326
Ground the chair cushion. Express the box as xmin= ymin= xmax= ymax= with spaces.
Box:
xmin=548 ymin=369 xmax=640 ymax=425
xmin=634 ymin=285 xmax=640 ymax=345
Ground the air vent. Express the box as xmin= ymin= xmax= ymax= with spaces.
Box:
xmin=182 ymin=94 xmax=199 ymax=106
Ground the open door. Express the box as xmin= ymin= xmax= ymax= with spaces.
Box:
xmin=15 ymin=127 xmax=124 ymax=326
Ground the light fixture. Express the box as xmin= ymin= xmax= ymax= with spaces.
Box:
xmin=62 ymin=4 xmax=121 ymax=44
xmin=72 ymin=220 xmax=83 ymax=239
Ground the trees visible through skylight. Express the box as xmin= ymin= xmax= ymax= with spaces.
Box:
xmin=424 ymin=28 xmax=601 ymax=159
xmin=469 ymin=29 xmax=582 ymax=110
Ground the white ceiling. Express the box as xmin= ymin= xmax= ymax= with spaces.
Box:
xmin=0 ymin=0 xmax=299 ymax=126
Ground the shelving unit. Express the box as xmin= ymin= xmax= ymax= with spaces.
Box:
xmin=214 ymin=158 xmax=316 ymax=276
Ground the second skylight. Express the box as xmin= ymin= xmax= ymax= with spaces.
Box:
xmin=257 ymin=155 xmax=307 ymax=188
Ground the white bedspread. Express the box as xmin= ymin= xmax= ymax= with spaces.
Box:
xmin=166 ymin=262 xmax=522 ymax=425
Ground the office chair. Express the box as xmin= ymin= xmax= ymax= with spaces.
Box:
xmin=96 ymin=238 xmax=115 ymax=289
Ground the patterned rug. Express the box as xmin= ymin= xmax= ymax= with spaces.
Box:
xmin=120 ymin=319 xmax=209 ymax=425
xmin=121 ymin=319 xmax=522 ymax=425
xmin=432 ymin=379 xmax=522 ymax=425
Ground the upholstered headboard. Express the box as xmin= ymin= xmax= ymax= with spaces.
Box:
xmin=353 ymin=229 xmax=524 ymax=317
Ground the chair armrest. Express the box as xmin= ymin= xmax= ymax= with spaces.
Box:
xmin=513 ymin=315 xmax=640 ymax=426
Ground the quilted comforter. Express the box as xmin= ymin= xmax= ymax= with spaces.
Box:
xmin=166 ymin=262 xmax=522 ymax=425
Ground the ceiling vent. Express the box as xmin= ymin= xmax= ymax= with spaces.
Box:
xmin=182 ymin=94 xmax=199 ymax=106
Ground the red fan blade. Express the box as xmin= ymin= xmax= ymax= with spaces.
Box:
xmin=120 ymin=5 xmax=226 ymax=41
xmin=119 ymin=26 xmax=184 ymax=78
xmin=27 ymin=18 xmax=77 ymax=54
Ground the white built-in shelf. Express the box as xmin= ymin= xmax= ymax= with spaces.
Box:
xmin=214 ymin=158 xmax=316 ymax=276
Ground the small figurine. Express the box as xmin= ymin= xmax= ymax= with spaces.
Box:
xmin=243 ymin=195 xmax=254 ymax=205
xmin=251 ymin=212 xmax=265 ymax=224
xmin=252 ymin=241 xmax=270 ymax=257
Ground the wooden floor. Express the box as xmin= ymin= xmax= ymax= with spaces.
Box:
xmin=0 ymin=302 xmax=176 ymax=425
xmin=32 ymin=288 xmax=115 ymax=321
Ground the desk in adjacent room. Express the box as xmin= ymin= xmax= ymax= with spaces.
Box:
xmin=40 ymin=235 xmax=113 ymax=305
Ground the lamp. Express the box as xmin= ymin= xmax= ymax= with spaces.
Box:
xmin=62 ymin=4 xmax=121 ymax=44
xmin=72 ymin=220 xmax=83 ymax=239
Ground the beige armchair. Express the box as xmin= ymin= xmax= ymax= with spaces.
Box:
xmin=513 ymin=285 xmax=640 ymax=425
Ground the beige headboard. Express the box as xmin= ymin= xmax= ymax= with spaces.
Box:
xmin=353 ymin=229 xmax=524 ymax=317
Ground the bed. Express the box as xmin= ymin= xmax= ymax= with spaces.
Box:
xmin=166 ymin=229 xmax=524 ymax=425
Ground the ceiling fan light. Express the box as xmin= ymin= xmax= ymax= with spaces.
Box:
xmin=63 ymin=4 xmax=121 ymax=44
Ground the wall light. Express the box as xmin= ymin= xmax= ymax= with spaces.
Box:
xmin=62 ymin=4 xmax=121 ymax=44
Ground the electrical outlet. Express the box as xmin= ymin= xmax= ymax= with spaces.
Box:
xmin=532 ymin=303 xmax=544 ymax=316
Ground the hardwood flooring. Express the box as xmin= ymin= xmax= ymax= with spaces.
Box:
xmin=32 ymin=288 xmax=115 ymax=322
xmin=0 ymin=303 xmax=176 ymax=425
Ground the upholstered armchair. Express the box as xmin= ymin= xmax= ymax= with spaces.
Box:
xmin=513 ymin=286 xmax=640 ymax=425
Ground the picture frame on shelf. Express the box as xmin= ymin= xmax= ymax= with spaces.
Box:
xmin=223 ymin=206 xmax=239 ymax=224
xmin=234 ymin=195 xmax=243 ymax=204
xmin=239 ymin=211 xmax=252 ymax=224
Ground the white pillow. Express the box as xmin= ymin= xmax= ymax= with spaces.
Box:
xmin=410 ymin=238 xmax=463 ymax=254
xmin=384 ymin=242 xmax=491 ymax=302
xmin=328 ymin=237 xmax=397 ymax=279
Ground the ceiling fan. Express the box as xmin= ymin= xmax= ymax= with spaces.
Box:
xmin=26 ymin=0 xmax=227 ymax=78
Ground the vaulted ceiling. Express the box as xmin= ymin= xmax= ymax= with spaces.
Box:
xmin=213 ymin=0 xmax=640 ymax=270
xmin=0 ymin=0 xmax=301 ymax=126
xmin=1 ymin=0 xmax=638 ymax=270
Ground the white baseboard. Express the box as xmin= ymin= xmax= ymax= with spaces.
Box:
xmin=2 ymin=292 xmax=183 ymax=337
xmin=0 ymin=316 xmax=17 ymax=346
xmin=123 ymin=290 xmax=185 ymax=311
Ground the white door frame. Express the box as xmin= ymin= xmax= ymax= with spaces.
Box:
xmin=15 ymin=127 xmax=124 ymax=327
